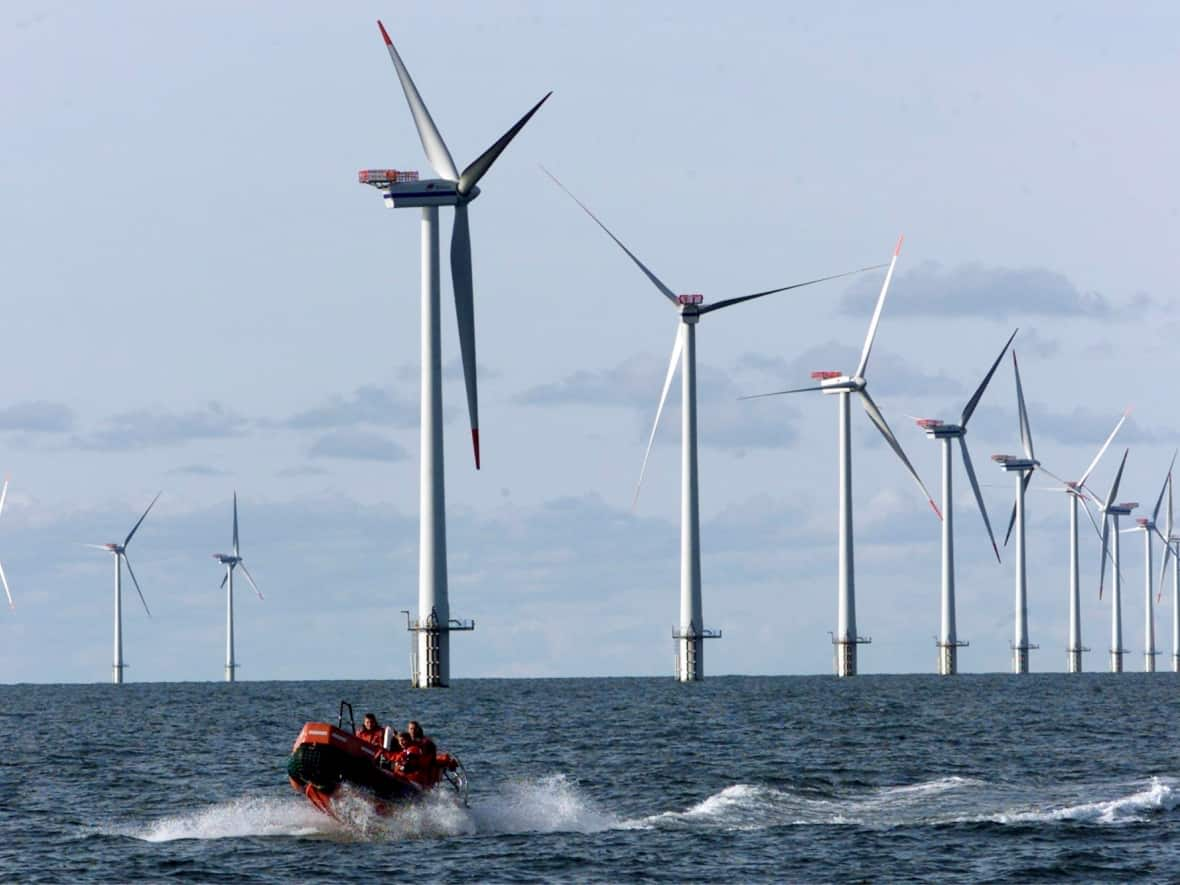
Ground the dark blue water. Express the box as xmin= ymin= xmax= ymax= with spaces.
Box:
xmin=2 ymin=675 xmax=1178 ymax=882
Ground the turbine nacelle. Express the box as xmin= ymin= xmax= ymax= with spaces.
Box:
xmin=811 ymin=371 xmax=863 ymax=393
xmin=916 ymin=418 xmax=965 ymax=438
xmin=677 ymin=293 xmax=704 ymax=322
xmin=1107 ymin=501 xmax=1138 ymax=516
xmin=1136 ymin=517 xmax=1153 ymax=528
xmin=992 ymin=454 xmax=1038 ymax=472
xmin=213 ymin=553 xmax=241 ymax=566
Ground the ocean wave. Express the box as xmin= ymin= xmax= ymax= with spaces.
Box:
xmin=119 ymin=795 xmax=335 ymax=843
xmin=985 ymin=776 xmax=1178 ymax=826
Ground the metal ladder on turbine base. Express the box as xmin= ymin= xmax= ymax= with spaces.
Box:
xmin=673 ymin=626 xmax=721 ymax=682
xmin=1066 ymin=644 xmax=1090 ymax=673
xmin=1109 ymin=647 xmax=1128 ymax=673
xmin=403 ymin=608 xmax=475 ymax=688
xmin=831 ymin=634 xmax=871 ymax=677
xmin=936 ymin=638 xmax=969 ymax=676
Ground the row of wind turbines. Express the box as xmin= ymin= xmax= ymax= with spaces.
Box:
xmin=361 ymin=18 xmax=1180 ymax=685
xmin=7 ymin=492 xmax=264 ymax=684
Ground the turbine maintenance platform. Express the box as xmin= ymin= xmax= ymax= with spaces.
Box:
xmin=402 ymin=608 xmax=475 ymax=688
xmin=673 ymin=626 xmax=721 ymax=682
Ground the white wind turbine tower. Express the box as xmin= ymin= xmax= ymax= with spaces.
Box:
xmin=544 ymin=173 xmax=883 ymax=682
xmin=0 ymin=477 xmax=13 ymax=610
xmin=1097 ymin=450 xmax=1133 ymax=672
xmin=1028 ymin=410 xmax=1128 ymax=673
xmin=87 ymin=493 xmax=161 ymax=684
xmin=213 ymin=493 xmax=263 ymax=683
xmin=747 ymin=237 xmax=941 ymax=678
xmin=911 ymin=329 xmax=1016 ymax=676
xmin=991 ymin=353 xmax=1042 ymax=674
xmin=359 ymin=21 xmax=550 ymax=687
xmin=1122 ymin=454 xmax=1173 ymax=672
xmin=1157 ymin=473 xmax=1180 ymax=671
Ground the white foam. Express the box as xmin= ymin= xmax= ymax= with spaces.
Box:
xmin=123 ymin=795 xmax=336 ymax=843
xmin=469 ymin=774 xmax=618 ymax=834
xmin=990 ymin=777 xmax=1179 ymax=825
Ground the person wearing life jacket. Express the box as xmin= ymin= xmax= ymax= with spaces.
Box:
xmin=406 ymin=720 xmax=436 ymax=760
xmin=391 ymin=731 xmax=428 ymax=783
xmin=357 ymin=713 xmax=384 ymax=746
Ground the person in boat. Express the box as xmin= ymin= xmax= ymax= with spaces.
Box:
xmin=406 ymin=720 xmax=436 ymax=760
xmin=392 ymin=731 xmax=424 ymax=776
xmin=357 ymin=713 xmax=384 ymax=746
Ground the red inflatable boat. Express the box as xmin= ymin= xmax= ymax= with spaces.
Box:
xmin=286 ymin=703 xmax=467 ymax=817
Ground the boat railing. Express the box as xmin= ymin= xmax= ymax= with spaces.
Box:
xmin=337 ymin=701 xmax=356 ymax=734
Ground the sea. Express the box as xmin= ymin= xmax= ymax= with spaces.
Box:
xmin=1 ymin=674 xmax=1178 ymax=882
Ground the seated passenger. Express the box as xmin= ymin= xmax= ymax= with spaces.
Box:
xmin=406 ymin=720 xmax=436 ymax=759
xmin=356 ymin=713 xmax=384 ymax=746
xmin=393 ymin=731 xmax=423 ymax=775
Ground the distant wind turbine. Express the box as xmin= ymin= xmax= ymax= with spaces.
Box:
xmin=545 ymin=170 xmax=885 ymax=681
xmin=746 ymin=237 xmax=940 ymax=678
xmin=359 ymin=20 xmax=549 ymax=686
xmin=1122 ymin=453 xmax=1173 ymax=672
xmin=1156 ymin=473 xmax=1180 ymax=671
xmin=213 ymin=493 xmax=263 ymax=683
xmin=1096 ymin=450 xmax=1133 ymax=672
xmin=1031 ymin=409 xmax=1129 ymax=672
xmin=912 ymin=329 xmax=1016 ymax=676
xmin=87 ymin=492 xmax=161 ymax=684
xmin=0 ymin=477 xmax=13 ymax=610
xmin=991 ymin=353 xmax=1040 ymax=673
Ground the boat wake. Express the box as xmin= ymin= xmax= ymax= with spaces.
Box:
xmin=119 ymin=774 xmax=1176 ymax=843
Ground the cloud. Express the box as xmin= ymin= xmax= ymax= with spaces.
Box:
xmin=515 ymin=353 xmax=802 ymax=451
xmin=79 ymin=403 xmax=248 ymax=449
xmin=167 ymin=464 xmax=230 ymax=477
xmin=286 ymin=385 xmax=417 ymax=430
xmin=0 ymin=401 xmax=75 ymax=433
xmin=308 ymin=429 xmax=408 ymax=462
xmin=839 ymin=261 xmax=1116 ymax=319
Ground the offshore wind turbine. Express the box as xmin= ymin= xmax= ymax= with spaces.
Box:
xmin=359 ymin=21 xmax=550 ymax=687
xmin=544 ymin=172 xmax=885 ymax=681
xmin=1157 ymin=473 xmax=1180 ymax=671
xmin=1097 ymin=450 xmax=1133 ymax=672
xmin=1031 ymin=410 xmax=1128 ymax=672
xmin=1122 ymin=454 xmax=1173 ymax=672
xmin=213 ymin=493 xmax=263 ymax=683
xmin=992 ymin=353 xmax=1041 ymax=673
xmin=87 ymin=492 xmax=160 ymax=684
xmin=0 ymin=477 xmax=13 ymax=610
xmin=746 ymin=237 xmax=941 ymax=678
xmin=912 ymin=329 xmax=1016 ymax=675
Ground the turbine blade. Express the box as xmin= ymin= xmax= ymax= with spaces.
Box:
xmin=451 ymin=202 xmax=481 ymax=469
xmin=220 ymin=571 xmax=228 ymax=590
xmin=1103 ymin=449 xmax=1130 ymax=513
xmin=1012 ymin=352 xmax=1035 ymax=461
xmin=0 ymin=477 xmax=8 ymax=519
xmin=1168 ymin=472 xmax=1174 ymax=539
xmin=122 ymin=554 xmax=151 ymax=618
xmin=1159 ymin=542 xmax=1173 ymax=603
xmin=634 ymin=324 xmax=684 ymax=510
xmin=84 ymin=544 xmax=111 ymax=551
xmin=376 ymin=21 xmax=459 ymax=182
xmin=697 ymin=264 xmax=887 ymax=315
xmin=232 ymin=492 xmax=239 ymax=557
xmin=960 ymin=328 xmax=1018 ymax=428
xmin=0 ymin=559 xmax=12 ymax=609
xmin=1152 ymin=450 xmax=1177 ymax=525
xmin=1077 ymin=408 xmax=1130 ymax=489
xmin=1078 ymin=494 xmax=1103 ymax=546
xmin=239 ymin=562 xmax=263 ymax=600
xmin=458 ymin=92 xmax=551 ymax=195
xmin=1098 ymin=515 xmax=1111 ymax=600
xmin=1001 ymin=468 xmax=1036 ymax=547
xmin=541 ymin=167 xmax=678 ymax=304
xmin=853 ymin=235 xmax=903 ymax=380
xmin=959 ymin=437 xmax=1000 ymax=562
xmin=739 ymin=385 xmax=824 ymax=400
xmin=124 ymin=491 xmax=161 ymax=548
xmin=859 ymin=389 xmax=941 ymax=519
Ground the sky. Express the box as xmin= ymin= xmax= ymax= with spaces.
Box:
xmin=2 ymin=1 xmax=1179 ymax=682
